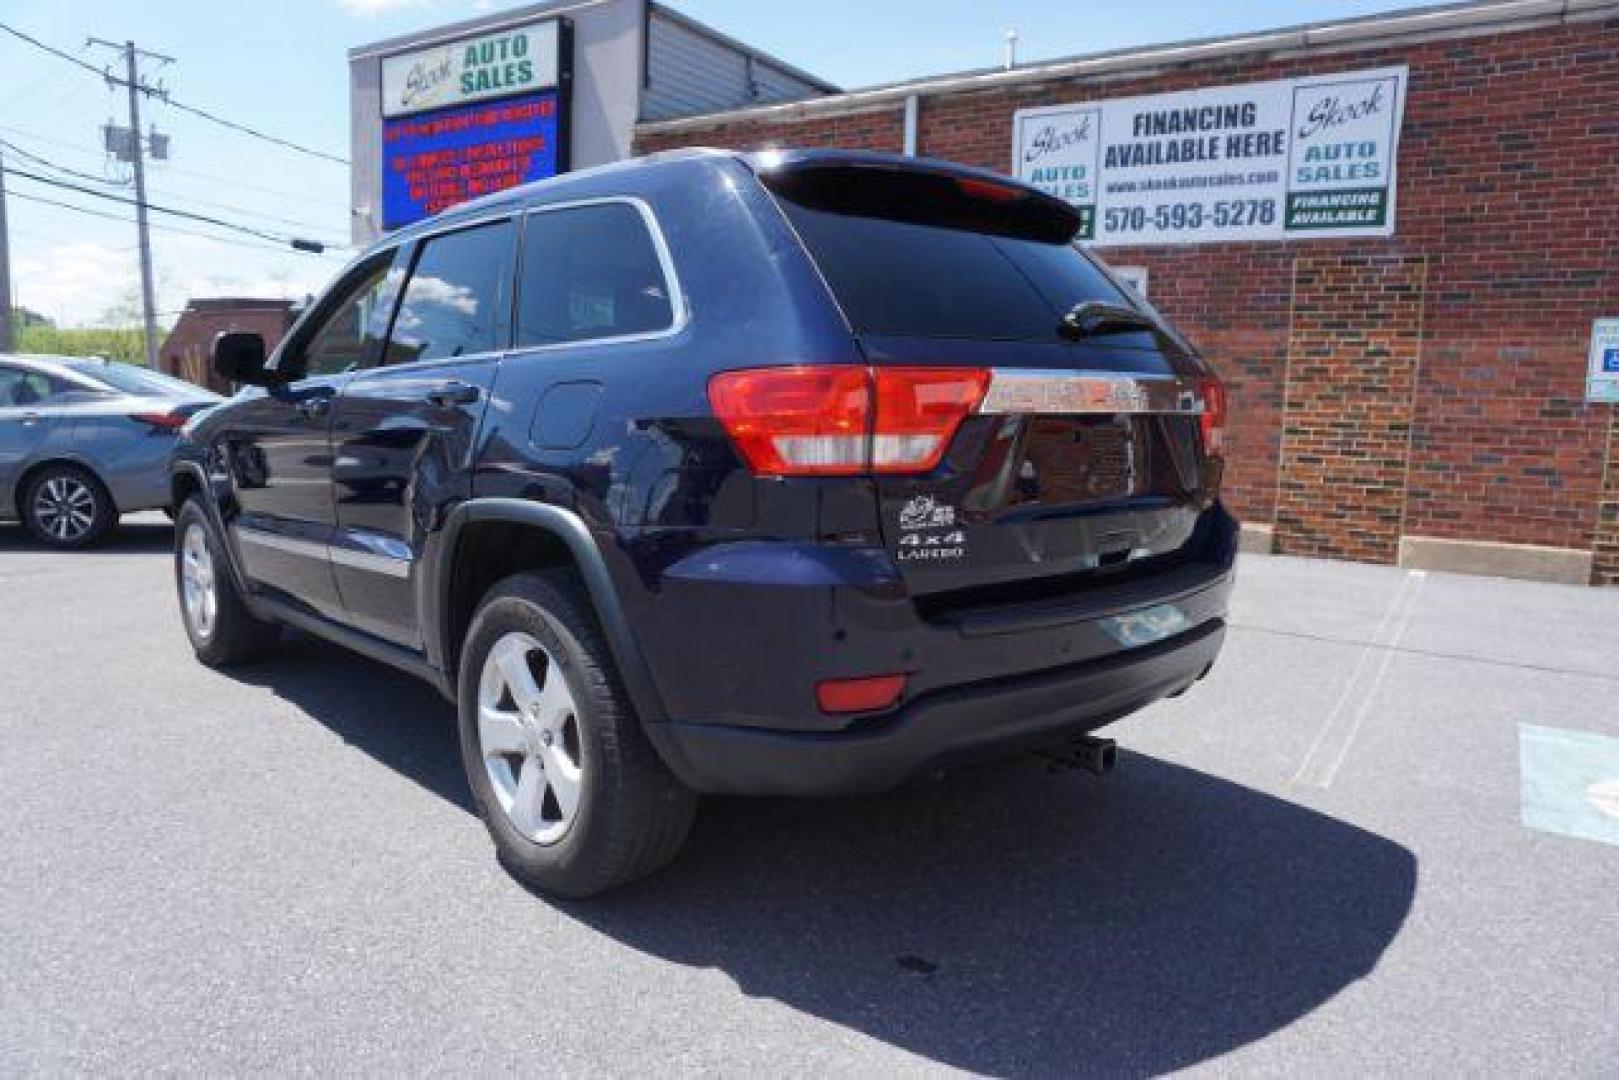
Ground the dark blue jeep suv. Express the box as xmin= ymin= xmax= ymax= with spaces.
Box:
xmin=171 ymin=148 xmax=1237 ymax=896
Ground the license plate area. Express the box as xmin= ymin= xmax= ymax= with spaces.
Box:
xmin=1009 ymin=415 xmax=1141 ymax=507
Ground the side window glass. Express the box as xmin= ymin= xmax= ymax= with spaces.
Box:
xmin=0 ymin=369 xmax=69 ymax=406
xmin=516 ymin=203 xmax=675 ymax=348
xmin=0 ymin=367 xmax=28 ymax=406
xmin=295 ymin=258 xmax=400 ymax=379
xmin=385 ymin=220 xmax=514 ymax=365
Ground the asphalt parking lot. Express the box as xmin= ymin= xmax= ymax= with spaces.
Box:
xmin=3 ymin=514 xmax=1617 ymax=1075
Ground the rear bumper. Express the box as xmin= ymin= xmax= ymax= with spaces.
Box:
xmin=647 ymin=618 xmax=1225 ymax=796
xmin=622 ymin=504 xmax=1237 ymax=796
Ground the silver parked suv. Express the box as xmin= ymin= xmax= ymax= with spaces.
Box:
xmin=0 ymin=354 xmax=220 ymax=547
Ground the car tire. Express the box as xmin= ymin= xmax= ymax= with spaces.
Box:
xmin=174 ymin=497 xmax=280 ymax=666
xmin=458 ymin=570 xmax=697 ymax=898
xmin=20 ymin=464 xmax=117 ymax=549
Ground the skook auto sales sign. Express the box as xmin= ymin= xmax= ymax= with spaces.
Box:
xmin=379 ymin=18 xmax=570 ymax=230
xmin=1013 ymin=66 xmax=1407 ymax=246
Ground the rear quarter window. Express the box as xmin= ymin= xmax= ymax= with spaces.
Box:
xmin=515 ymin=202 xmax=676 ymax=348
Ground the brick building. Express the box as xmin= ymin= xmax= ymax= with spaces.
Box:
xmin=635 ymin=0 xmax=1619 ymax=584
xmin=159 ymin=298 xmax=300 ymax=394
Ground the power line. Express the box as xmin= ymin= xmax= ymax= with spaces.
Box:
xmin=0 ymin=123 xmax=352 ymax=213
xmin=0 ymin=19 xmax=349 ymax=166
xmin=0 ymin=137 xmax=128 ymax=189
xmin=157 ymin=96 xmax=348 ymax=166
xmin=0 ymin=20 xmax=105 ymax=80
xmin=6 ymin=188 xmax=343 ymax=258
xmin=0 ymin=135 xmax=346 ymax=242
xmin=143 ymin=185 xmax=348 ymax=244
xmin=6 ymin=169 xmax=343 ymax=256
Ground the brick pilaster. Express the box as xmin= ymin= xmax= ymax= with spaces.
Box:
xmin=1595 ymin=408 xmax=1619 ymax=585
xmin=1274 ymin=254 xmax=1427 ymax=563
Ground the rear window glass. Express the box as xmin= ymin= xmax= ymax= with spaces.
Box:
xmin=65 ymin=360 xmax=195 ymax=397
xmin=767 ymin=174 xmax=1132 ymax=342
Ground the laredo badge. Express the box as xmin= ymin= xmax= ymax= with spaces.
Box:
xmin=896 ymin=495 xmax=967 ymax=562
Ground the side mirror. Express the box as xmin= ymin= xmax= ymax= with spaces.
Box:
xmin=211 ymin=330 xmax=276 ymax=387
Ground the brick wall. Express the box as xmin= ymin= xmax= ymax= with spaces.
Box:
xmin=636 ymin=18 xmax=1619 ymax=581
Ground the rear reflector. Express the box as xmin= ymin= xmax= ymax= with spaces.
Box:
xmin=1198 ymin=377 xmax=1227 ymax=456
xmin=816 ymin=673 xmax=907 ymax=715
xmin=708 ymin=366 xmax=990 ymax=477
xmin=130 ymin=411 xmax=187 ymax=430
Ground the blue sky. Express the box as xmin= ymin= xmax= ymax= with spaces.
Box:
xmin=1 ymin=0 xmax=1447 ymax=327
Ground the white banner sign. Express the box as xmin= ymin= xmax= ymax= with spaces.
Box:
xmin=1013 ymin=65 xmax=1407 ymax=246
xmin=382 ymin=19 xmax=560 ymax=119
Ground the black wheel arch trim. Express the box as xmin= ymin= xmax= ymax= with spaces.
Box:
xmin=426 ymin=498 xmax=669 ymax=724
xmin=169 ymin=459 xmax=258 ymax=604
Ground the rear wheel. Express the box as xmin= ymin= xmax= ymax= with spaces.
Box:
xmin=21 ymin=465 xmax=116 ymax=549
xmin=174 ymin=498 xmax=280 ymax=666
xmin=458 ymin=570 xmax=696 ymax=898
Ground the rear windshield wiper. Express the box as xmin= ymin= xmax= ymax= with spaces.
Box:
xmin=1059 ymin=300 xmax=1160 ymax=340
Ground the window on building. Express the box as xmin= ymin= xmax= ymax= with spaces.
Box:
xmin=516 ymin=203 xmax=675 ymax=348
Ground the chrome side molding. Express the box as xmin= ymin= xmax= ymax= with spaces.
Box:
xmin=235 ymin=525 xmax=412 ymax=579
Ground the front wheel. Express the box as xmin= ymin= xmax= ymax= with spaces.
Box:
xmin=174 ymin=498 xmax=280 ymax=666
xmin=458 ymin=570 xmax=696 ymax=898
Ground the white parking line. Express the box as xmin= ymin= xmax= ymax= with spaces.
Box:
xmin=1291 ymin=569 xmax=1427 ymax=789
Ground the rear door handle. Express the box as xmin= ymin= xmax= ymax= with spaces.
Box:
xmin=295 ymin=397 xmax=331 ymax=420
xmin=424 ymin=380 xmax=481 ymax=407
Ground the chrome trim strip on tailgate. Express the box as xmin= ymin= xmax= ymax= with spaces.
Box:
xmin=978 ymin=370 xmax=1205 ymax=416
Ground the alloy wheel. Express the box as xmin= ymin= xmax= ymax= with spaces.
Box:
xmin=179 ymin=523 xmax=218 ymax=639
xmin=477 ymin=631 xmax=585 ymax=846
xmin=33 ymin=475 xmax=97 ymax=543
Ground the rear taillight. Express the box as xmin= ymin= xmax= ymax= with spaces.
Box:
xmin=708 ymin=365 xmax=990 ymax=477
xmin=130 ymin=410 xmax=187 ymax=430
xmin=1198 ymin=377 xmax=1227 ymax=457
xmin=871 ymin=367 xmax=991 ymax=472
xmin=706 ymin=366 xmax=870 ymax=475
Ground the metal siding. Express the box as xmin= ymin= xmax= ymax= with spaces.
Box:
xmin=644 ymin=11 xmax=823 ymax=121
xmin=752 ymin=61 xmax=822 ymax=104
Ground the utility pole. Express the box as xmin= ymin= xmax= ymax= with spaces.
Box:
xmin=0 ymin=145 xmax=13 ymax=353
xmin=89 ymin=38 xmax=172 ymax=369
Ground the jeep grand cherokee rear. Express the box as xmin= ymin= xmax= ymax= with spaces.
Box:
xmin=634 ymin=153 xmax=1235 ymax=799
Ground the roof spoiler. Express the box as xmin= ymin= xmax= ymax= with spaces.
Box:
xmin=745 ymin=149 xmax=1084 ymax=244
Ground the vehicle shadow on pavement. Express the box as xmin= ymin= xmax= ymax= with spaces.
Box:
xmin=225 ymin=639 xmax=1415 ymax=1076
xmin=0 ymin=520 xmax=174 ymax=555
xmin=574 ymin=759 xmax=1417 ymax=1076
xmin=228 ymin=632 xmax=477 ymax=813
